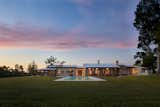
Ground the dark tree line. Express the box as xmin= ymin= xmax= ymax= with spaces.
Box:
xmin=0 ymin=65 xmax=29 ymax=77
xmin=0 ymin=57 xmax=64 ymax=77
xmin=0 ymin=62 xmax=40 ymax=77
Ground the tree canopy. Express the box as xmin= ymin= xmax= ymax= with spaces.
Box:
xmin=134 ymin=0 xmax=160 ymax=73
xmin=45 ymin=56 xmax=66 ymax=66
xmin=28 ymin=61 xmax=38 ymax=75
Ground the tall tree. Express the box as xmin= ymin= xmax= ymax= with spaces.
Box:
xmin=15 ymin=64 xmax=19 ymax=72
xmin=45 ymin=56 xmax=66 ymax=66
xmin=28 ymin=61 xmax=38 ymax=75
xmin=45 ymin=56 xmax=57 ymax=66
xmin=60 ymin=61 xmax=66 ymax=65
xmin=15 ymin=64 xmax=24 ymax=72
xmin=19 ymin=65 xmax=24 ymax=72
xmin=142 ymin=52 xmax=157 ymax=72
xmin=45 ymin=56 xmax=66 ymax=76
xmin=154 ymin=23 xmax=160 ymax=73
xmin=134 ymin=0 xmax=160 ymax=73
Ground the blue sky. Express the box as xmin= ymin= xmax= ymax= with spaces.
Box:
xmin=0 ymin=0 xmax=140 ymax=68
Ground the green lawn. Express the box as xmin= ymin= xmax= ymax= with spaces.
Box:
xmin=0 ymin=75 xmax=160 ymax=107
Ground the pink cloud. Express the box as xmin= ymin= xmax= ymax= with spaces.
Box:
xmin=0 ymin=23 xmax=136 ymax=50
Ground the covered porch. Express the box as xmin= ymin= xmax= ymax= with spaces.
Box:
xmin=85 ymin=67 xmax=119 ymax=76
xmin=82 ymin=64 xmax=120 ymax=76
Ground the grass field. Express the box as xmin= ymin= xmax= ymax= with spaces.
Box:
xmin=0 ymin=75 xmax=160 ymax=107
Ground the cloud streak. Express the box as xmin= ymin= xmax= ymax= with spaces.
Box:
xmin=69 ymin=0 xmax=94 ymax=7
xmin=0 ymin=23 xmax=136 ymax=50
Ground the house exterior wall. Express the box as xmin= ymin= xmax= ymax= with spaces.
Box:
xmin=56 ymin=67 xmax=76 ymax=76
xmin=39 ymin=65 xmax=145 ymax=77
xmin=119 ymin=67 xmax=132 ymax=76
xmin=84 ymin=67 xmax=119 ymax=76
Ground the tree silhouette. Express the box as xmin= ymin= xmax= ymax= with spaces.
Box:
xmin=45 ymin=56 xmax=66 ymax=76
xmin=28 ymin=61 xmax=38 ymax=75
xmin=45 ymin=56 xmax=57 ymax=65
xmin=134 ymin=0 xmax=160 ymax=73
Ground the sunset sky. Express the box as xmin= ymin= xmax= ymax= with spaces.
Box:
xmin=0 ymin=0 xmax=140 ymax=69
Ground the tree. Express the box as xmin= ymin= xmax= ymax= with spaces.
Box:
xmin=2 ymin=66 xmax=9 ymax=71
xmin=28 ymin=61 xmax=38 ymax=75
xmin=0 ymin=65 xmax=28 ymax=77
xmin=45 ymin=56 xmax=66 ymax=76
xmin=60 ymin=61 xmax=66 ymax=65
xmin=45 ymin=56 xmax=66 ymax=66
xmin=14 ymin=64 xmax=24 ymax=72
xmin=45 ymin=56 xmax=57 ymax=65
xmin=19 ymin=65 xmax=24 ymax=72
xmin=154 ymin=24 xmax=160 ymax=43
xmin=15 ymin=64 xmax=19 ymax=72
xmin=142 ymin=52 xmax=157 ymax=73
xmin=154 ymin=23 xmax=160 ymax=73
xmin=134 ymin=0 xmax=160 ymax=73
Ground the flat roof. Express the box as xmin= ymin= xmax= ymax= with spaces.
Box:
xmin=47 ymin=65 xmax=77 ymax=68
xmin=40 ymin=64 xmax=139 ymax=70
xmin=83 ymin=64 xmax=119 ymax=68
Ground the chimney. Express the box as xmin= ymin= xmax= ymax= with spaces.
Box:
xmin=98 ymin=60 xmax=100 ymax=64
xmin=116 ymin=60 xmax=119 ymax=65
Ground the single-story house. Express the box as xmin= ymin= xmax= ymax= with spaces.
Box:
xmin=39 ymin=62 xmax=148 ymax=77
